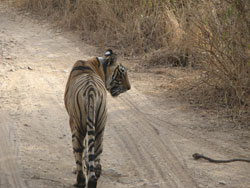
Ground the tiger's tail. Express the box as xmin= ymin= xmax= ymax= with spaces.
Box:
xmin=85 ymin=87 xmax=98 ymax=187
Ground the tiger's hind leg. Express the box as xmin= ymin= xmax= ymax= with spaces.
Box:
xmin=71 ymin=118 xmax=87 ymax=188
xmin=94 ymin=124 xmax=106 ymax=179
xmin=94 ymin=107 xmax=107 ymax=180
xmin=70 ymin=118 xmax=77 ymax=175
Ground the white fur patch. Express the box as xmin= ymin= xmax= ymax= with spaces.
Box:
xmin=97 ymin=57 xmax=105 ymax=64
xmin=105 ymin=51 xmax=111 ymax=56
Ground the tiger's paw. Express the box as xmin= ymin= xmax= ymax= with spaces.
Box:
xmin=74 ymin=182 xmax=86 ymax=188
xmin=74 ymin=171 xmax=86 ymax=188
xmin=87 ymin=176 xmax=97 ymax=188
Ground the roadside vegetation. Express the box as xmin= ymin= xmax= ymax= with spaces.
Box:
xmin=13 ymin=0 xmax=250 ymax=126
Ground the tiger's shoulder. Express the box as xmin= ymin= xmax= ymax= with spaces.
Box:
xmin=69 ymin=57 xmax=105 ymax=82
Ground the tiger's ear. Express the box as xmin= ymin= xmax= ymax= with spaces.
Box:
xmin=105 ymin=49 xmax=113 ymax=57
xmin=105 ymin=50 xmax=117 ymax=66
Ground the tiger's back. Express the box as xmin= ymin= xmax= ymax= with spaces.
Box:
xmin=64 ymin=58 xmax=107 ymax=123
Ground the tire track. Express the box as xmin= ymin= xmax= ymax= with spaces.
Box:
xmin=119 ymin=95 xmax=197 ymax=186
xmin=108 ymin=90 xmax=198 ymax=188
xmin=121 ymin=91 xmax=250 ymax=159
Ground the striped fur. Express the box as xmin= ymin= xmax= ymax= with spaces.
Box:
xmin=64 ymin=51 xmax=130 ymax=188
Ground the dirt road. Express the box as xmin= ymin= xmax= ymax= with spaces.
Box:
xmin=0 ymin=2 xmax=250 ymax=188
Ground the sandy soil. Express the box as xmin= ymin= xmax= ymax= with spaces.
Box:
xmin=0 ymin=2 xmax=250 ymax=188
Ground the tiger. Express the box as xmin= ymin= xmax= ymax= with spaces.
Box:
xmin=64 ymin=49 xmax=130 ymax=188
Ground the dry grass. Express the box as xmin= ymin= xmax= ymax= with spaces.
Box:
xmin=183 ymin=0 xmax=250 ymax=125
xmin=13 ymin=0 xmax=187 ymax=54
xmin=12 ymin=0 xmax=250 ymax=126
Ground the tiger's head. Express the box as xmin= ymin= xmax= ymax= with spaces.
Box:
xmin=101 ymin=49 xmax=131 ymax=97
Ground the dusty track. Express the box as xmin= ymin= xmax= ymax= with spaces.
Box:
xmin=0 ymin=2 xmax=250 ymax=188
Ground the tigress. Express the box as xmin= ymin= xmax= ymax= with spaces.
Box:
xmin=64 ymin=49 xmax=130 ymax=188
